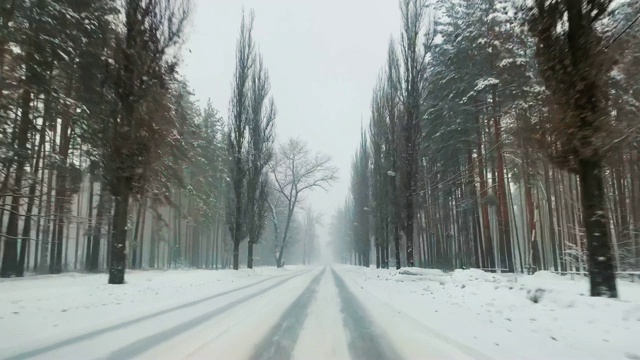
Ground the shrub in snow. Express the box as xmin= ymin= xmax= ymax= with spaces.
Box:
xmin=399 ymin=269 xmax=421 ymax=276
xmin=451 ymin=269 xmax=497 ymax=284
xmin=532 ymin=270 xmax=563 ymax=280
xmin=398 ymin=268 xmax=445 ymax=277
xmin=527 ymin=288 xmax=546 ymax=303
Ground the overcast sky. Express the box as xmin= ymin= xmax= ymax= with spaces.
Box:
xmin=182 ymin=0 xmax=402 ymax=244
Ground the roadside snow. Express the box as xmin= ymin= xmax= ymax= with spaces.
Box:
xmin=0 ymin=267 xmax=303 ymax=356
xmin=339 ymin=266 xmax=640 ymax=360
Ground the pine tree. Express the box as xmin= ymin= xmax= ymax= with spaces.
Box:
xmin=528 ymin=0 xmax=619 ymax=297
xmin=106 ymin=0 xmax=190 ymax=284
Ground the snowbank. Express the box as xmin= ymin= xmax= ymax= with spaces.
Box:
xmin=340 ymin=266 xmax=640 ymax=360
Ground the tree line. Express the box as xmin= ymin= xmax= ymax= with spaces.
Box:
xmin=0 ymin=1 xmax=335 ymax=283
xmin=333 ymin=0 xmax=640 ymax=298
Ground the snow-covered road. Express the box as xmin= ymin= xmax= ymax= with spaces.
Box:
xmin=1 ymin=267 xmax=487 ymax=360
xmin=2 ymin=266 xmax=638 ymax=359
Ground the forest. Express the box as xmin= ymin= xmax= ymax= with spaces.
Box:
xmin=2 ymin=1 xmax=640 ymax=359
xmin=1 ymin=0 xmax=639 ymax=300
xmin=333 ymin=0 xmax=639 ymax=298
xmin=0 ymin=0 xmax=335 ymax=283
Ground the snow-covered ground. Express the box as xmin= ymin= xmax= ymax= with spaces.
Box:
xmin=0 ymin=267 xmax=310 ymax=359
xmin=1 ymin=265 xmax=638 ymax=359
xmin=339 ymin=266 xmax=640 ymax=360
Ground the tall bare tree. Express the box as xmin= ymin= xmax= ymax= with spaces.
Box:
xmin=385 ymin=40 xmax=403 ymax=269
xmin=370 ymin=79 xmax=389 ymax=269
xmin=246 ymin=55 xmax=275 ymax=269
xmin=226 ymin=10 xmax=256 ymax=270
xmin=351 ymin=128 xmax=371 ymax=266
xmin=270 ymin=138 xmax=338 ymax=267
xmin=398 ymin=0 xmax=433 ymax=267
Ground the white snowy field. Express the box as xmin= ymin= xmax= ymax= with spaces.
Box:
xmin=339 ymin=266 xmax=640 ymax=360
xmin=1 ymin=265 xmax=638 ymax=360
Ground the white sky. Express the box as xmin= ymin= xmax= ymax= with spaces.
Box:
xmin=182 ymin=0 xmax=402 ymax=243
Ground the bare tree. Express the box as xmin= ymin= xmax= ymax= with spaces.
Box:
xmin=385 ymin=39 xmax=403 ymax=270
xmin=265 ymin=187 xmax=284 ymax=265
xmin=398 ymin=0 xmax=433 ymax=267
xmin=528 ymin=0 xmax=618 ymax=297
xmin=270 ymin=138 xmax=338 ymax=267
xmin=302 ymin=207 xmax=322 ymax=265
xmin=226 ymin=10 xmax=255 ymax=270
xmin=246 ymin=54 xmax=276 ymax=269
xmin=351 ymin=128 xmax=371 ymax=267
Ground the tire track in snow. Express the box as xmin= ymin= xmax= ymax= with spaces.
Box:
xmin=248 ymin=268 xmax=326 ymax=360
xmin=4 ymin=269 xmax=310 ymax=360
xmin=331 ymin=267 xmax=403 ymax=360
xmin=103 ymin=269 xmax=315 ymax=359
xmin=338 ymin=267 xmax=494 ymax=360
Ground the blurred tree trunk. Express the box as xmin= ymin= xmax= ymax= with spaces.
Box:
xmin=17 ymin=104 xmax=47 ymax=276
xmin=50 ymin=77 xmax=74 ymax=274
xmin=0 ymin=81 xmax=32 ymax=278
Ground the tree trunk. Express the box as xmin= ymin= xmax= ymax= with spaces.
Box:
xmin=106 ymin=212 xmax=113 ymax=269
xmin=185 ymin=194 xmax=192 ymax=267
xmin=84 ymin=178 xmax=95 ymax=270
xmin=468 ymin=149 xmax=484 ymax=268
xmin=544 ymin=163 xmax=560 ymax=271
xmin=33 ymin=138 xmax=47 ymax=272
xmin=17 ymin=112 xmax=47 ymax=276
xmin=108 ymin=180 xmax=130 ymax=284
xmin=506 ymin=170 xmax=523 ymax=272
xmin=204 ymin=225 xmax=211 ymax=269
xmin=39 ymin=107 xmax=57 ymax=273
xmin=214 ymin=214 xmax=220 ymax=269
xmin=579 ymin=159 xmax=617 ymax=297
xmin=613 ymin=165 xmax=629 ymax=268
xmin=0 ymin=105 xmax=21 ymax=229
xmin=476 ymin=111 xmax=494 ymax=269
xmin=233 ymin=239 xmax=240 ymax=270
xmin=89 ymin=183 xmax=107 ymax=272
xmin=138 ymin=199 xmax=147 ymax=269
xmin=176 ymin=191 xmax=182 ymax=266
xmin=0 ymin=162 xmax=12 ymax=238
xmin=275 ymin=199 xmax=298 ymax=268
xmin=50 ymin=79 xmax=73 ymax=274
xmin=149 ymin=212 xmax=157 ymax=269
xmin=524 ymin=165 xmax=540 ymax=272
xmin=0 ymin=87 xmax=32 ymax=278
xmin=247 ymin=241 xmax=254 ymax=269
xmin=493 ymin=112 xmax=513 ymax=272
xmin=535 ymin=186 xmax=546 ymax=270
xmin=393 ymin=201 xmax=401 ymax=269
xmin=404 ymin=173 xmax=415 ymax=267
xmin=73 ymin=150 xmax=83 ymax=270
xmin=231 ymin=166 xmax=243 ymax=271
xmin=131 ymin=195 xmax=145 ymax=269
xmin=64 ymin=216 xmax=71 ymax=270
xmin=631 ymin=150 xmax=640 ymax=269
